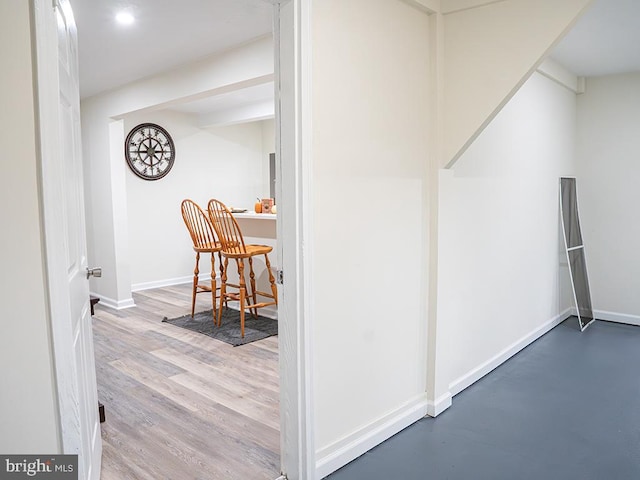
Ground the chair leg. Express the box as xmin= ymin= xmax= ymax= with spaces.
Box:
xmin=217 ymin=257 xmax=229 ymax=328
xmin=218 ymin=251 xmax=227 ymax=310
xmin=265 ymin=253 xmax=278 ymax=306
xmin=191 ymin=252 xmax=200 ymax=317
xmin=247 ymin=256 xmax=258 ymax=318
xmin=237 ymin=259 xmax=246 ymax=338
xmin=210 ymin=252 xmax=217 ymax=321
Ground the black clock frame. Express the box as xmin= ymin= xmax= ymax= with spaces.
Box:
xmin=125 ymin=123 xmax=176 ymax=181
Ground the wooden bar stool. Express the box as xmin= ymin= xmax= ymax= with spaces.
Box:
xmin=180 ymin=199 xmax=223 ymax=319
xmin=207 ymin=198 xmax=278 ymax=338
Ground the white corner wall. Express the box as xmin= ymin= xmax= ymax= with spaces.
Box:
xmin=576 ymin=72 xmax=640 ymax=325
xmin=311 ymin=1 xmax=430 ymax=476
xmin=124 ymin=111 xmax=270 ymax=289
xmin=0 ymin=1 xmax=60 ymax=453
xmin=438 ymin=72 xmax=576 ymax=397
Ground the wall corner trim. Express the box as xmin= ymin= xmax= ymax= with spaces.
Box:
xmin=426 ymin=391 xmax=452 ymax=417
xmin=90 ymin=292 xmax=135 ymax=310
xmin=449 ymin=308 xmax=571 ymax=397
xmin=315 ymin=394 xmax=430 ymax=479
xmin=536 ymin=58 xmax=580 ymax=94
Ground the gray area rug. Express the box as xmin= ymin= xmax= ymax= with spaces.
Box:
xmin=162 ymin=308 xmax=277 ymax=346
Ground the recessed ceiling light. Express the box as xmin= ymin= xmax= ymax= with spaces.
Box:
xmin=115 ymin=12 xmax=135 ymax=26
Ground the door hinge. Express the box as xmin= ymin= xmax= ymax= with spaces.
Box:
xmin=276 ymin=269 xmax=284 ymax=285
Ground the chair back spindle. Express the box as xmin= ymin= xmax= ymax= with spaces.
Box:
xmin=207 ymin=199 xmax=247 ymax=254
xmin=181 ymin=199 xmax=218 ymax=250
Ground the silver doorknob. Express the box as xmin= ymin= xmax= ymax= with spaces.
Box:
xmin=86 ymin=267 xmax=102 ymax=279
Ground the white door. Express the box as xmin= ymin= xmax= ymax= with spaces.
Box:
xmin=33 ymin=0 xmax=102 ymax=478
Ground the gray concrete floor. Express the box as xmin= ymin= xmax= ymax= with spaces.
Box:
xmin=326 ymin=318 xmax=640 ymax=480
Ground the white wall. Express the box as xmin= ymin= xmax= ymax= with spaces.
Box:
xmin=124 ymin=110 xmax=270 ymax=289
xmin=576 ymin=72 xmax=640 ymax=324
xmin=81 ymin=36 xmax=273 ymax=307
xmin=311 ymin=0 xmax=430 ymax=475
xmin=0 ymin=1 xmax=60 ymax=453
xmin=438 ymin=72 xmax=576 ymax=396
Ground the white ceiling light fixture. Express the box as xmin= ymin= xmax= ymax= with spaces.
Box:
xmin=115 ymin=11 xmax=135 ymax=26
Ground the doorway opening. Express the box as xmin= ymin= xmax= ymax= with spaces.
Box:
xmin=75 ymin=3 xmax=285 ymax=479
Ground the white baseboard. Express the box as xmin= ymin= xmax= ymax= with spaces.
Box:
xmin=449 ymin=308 xmax=571 ymax=396
xmin=594 ymin=309 xmax=640 ymax=327
xmin=131 ymin=274 xmax=278 ymax=318
xmin=131 ymin=273 xmax=216 ymax=292
xmin=315 ymin=394 xmax=429 ymax=479
xmin=91 ymin=292 xmax=136 ymax=310
xmin=426 ymin=391 xmax=452 ymax=417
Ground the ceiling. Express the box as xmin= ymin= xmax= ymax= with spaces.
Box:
xmin=68 ymin=0 xmax=273 ymax=99
xmin=68 ymin=0 xmax=640 ymax=111
xmin=551 ymin=0 xmax=640 ymax=77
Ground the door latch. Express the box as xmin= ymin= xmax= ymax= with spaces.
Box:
xmin=86 ymin=267 xmax=102 ymax=279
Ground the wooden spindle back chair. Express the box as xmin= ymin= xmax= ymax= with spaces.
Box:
xmin=180 ymin=199 xmax=223 ymax=319
xmin=207 ymin=198 xmax=278 ymax=338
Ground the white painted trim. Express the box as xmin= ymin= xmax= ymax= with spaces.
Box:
xmin=426 ymin=391 xmax=452 ymax=417
xmin=449 ymin=308 xmax=571 ymax=396
xmin=402 ymin=0 xmax=440 ymax=14
xmin=536 ymin=58 xmax=580 ymax=94
xmin=315 ymin=394 xmax=430 ymax=479
xmin=594 ymin=310 xmax=640 ymax=327
xmin=131 ymin=273 xmax=216 ymax=292
xmin=276 ymin=1 xmax=315 ymax=479
xmin=426 ymin=11 xmax=446 ymax=419
xmin=90 ymin=293 xmax=135 ymax=310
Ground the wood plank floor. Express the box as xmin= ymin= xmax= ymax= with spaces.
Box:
xmin=92 ymin=284 xmax=280 ymax=480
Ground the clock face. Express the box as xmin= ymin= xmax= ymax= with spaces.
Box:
xmin=125 ymin=123 xmax=175 ymax=180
